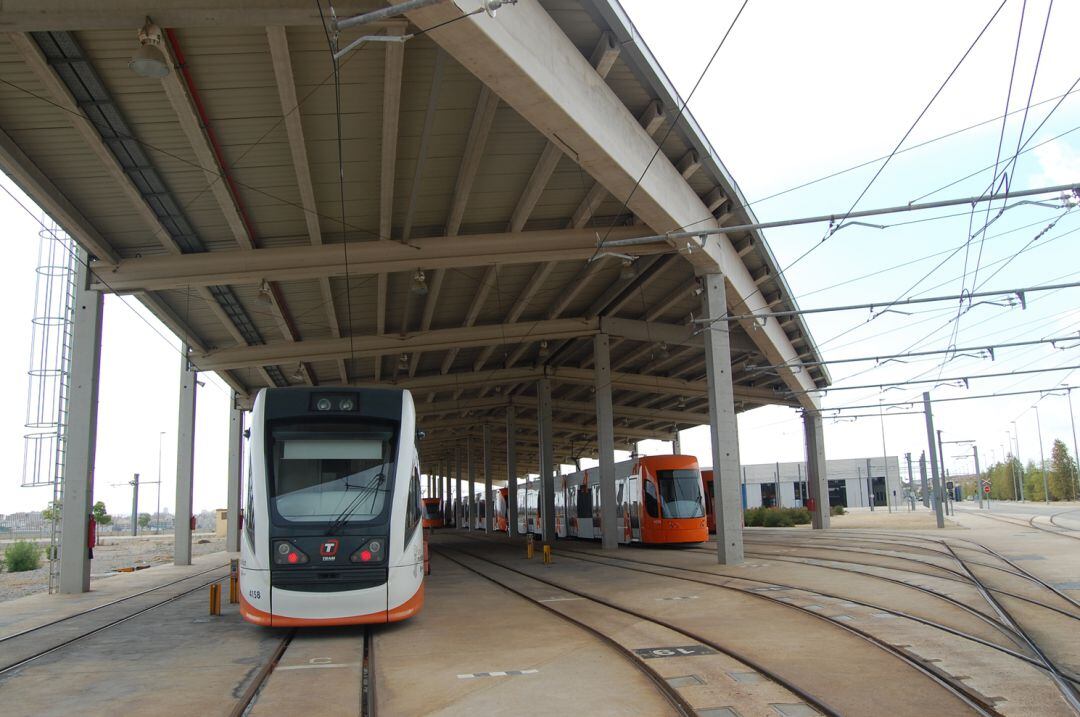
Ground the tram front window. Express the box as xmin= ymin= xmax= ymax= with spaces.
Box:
xmin=656 ymin=470 xmax=705 ymax=518
xmin=270 ymin=425 xmax=395 ymax=524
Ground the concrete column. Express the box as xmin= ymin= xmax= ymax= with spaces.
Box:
xmin=507 ymin=406 xmax=518 ymax=535
xmin=174 ymin=346 xmax=197 ymax=566
xmin=60 ymin=252 xmax=103 ymax=594
xmin=455 ymin=446 xmax=462 ymax=528
xmin=483 ymin=423 xmax=493 ymax=532
xmin=226 ymin=396 xmax=243 ymax=553
xmin=537 ymin=378 xmax=557 ymax=543
xmin=700 ymin=273 xmax=743 ymax=564
xmin=593 ymin=334 xmax=618 ymax=550
xmin=803 ymin=411 xmax=829 ymax=529
xmin=444 ymin=459 xmax=451 ymax=522
xmin=467 ymin=436 xmax=476 ymax=530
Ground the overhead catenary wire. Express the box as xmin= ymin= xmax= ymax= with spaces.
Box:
xmin=710 ymin=280 xmax=1080 ymax=323
xmin=819 ymin=386 xmax=1074 ymax=413
xmin=747 ymin=334 xmax=1079 ymax=372
xmin=784 ymin=364 xmax=1080 ymax=396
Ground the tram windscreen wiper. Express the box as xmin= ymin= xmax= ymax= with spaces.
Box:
xmin=326 ymin=449 xmax=390 ymax=535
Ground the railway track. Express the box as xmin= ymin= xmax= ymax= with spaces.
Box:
xmin=0 ymin=562 xmax=230 ymax=645
xmin=945 ymin=544 xmax=1080 ymax=713
xmin=730 ymin=545 xmax=1080 ymax=623
xmin=441 ymin=536 xmax=1007 ymax=716
xmin=959 ymin=509 xmax=1080 ymax=542
xmin=433 ymin=545 xmax=834 ymax=717
xmin=0 ymin=567 xmax=230 ymax=676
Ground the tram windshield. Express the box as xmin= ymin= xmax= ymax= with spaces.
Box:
xmin=423 ymin=501 xmax=441 ymax=518
xmin=655 ymin=469 xmax=705 ymax=518
xmin=269 ymin=423 xmax=396 ymax=525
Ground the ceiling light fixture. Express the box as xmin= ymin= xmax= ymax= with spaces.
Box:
xmin=129 ymin=18 xmax=170 ymax=78
xmin=411 ymin=268 xmax=428 ymax=296
xmin=619 ymin=257 xmax=637 ymax=281
xmin=258 ymin=279 xmax=273 ymax=304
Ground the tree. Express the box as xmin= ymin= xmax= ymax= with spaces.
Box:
xmin=1048 ymin=439 xmax=1079 ymax=502
xmin=42 ymin=500 xmax=62 ymax=522
xmin=138 ymin=513 xmax=152 ymax=529
xmin=1024 ymin=461 xmax=1047 ymax=502
xmin=92 ymin=501 xmax=111 ymax=526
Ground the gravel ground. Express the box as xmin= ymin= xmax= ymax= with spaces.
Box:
xmin=0 ymin=532 xmax=227 ymax=603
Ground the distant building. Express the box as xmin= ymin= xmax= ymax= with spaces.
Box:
xmin=732 ymin=456 xmax=904 ymax=509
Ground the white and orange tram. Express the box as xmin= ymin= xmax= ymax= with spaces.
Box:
xmin=239 ymin=387 xmax=426 ymax=627
xmin=516 ymin=455 xmax=708 ymax=544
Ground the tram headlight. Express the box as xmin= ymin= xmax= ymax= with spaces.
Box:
xmin=338 ymin=398 xmax=355 ymax=411
xmin=273 ymin=541 xmax=309 ymax=565
xmin=349 ymin=538 xmax=386 ymax=563
xmin=315 ymin=397 xmax=333 ymax=411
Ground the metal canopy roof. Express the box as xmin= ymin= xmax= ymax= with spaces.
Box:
xmin=0 ymin=0 xmax=829 ymax=475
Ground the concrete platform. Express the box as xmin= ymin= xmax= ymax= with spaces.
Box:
xmin=0 ymin=512 xmax=1077 ymax=716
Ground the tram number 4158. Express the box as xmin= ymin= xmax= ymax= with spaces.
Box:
xmin=634 ymin=645 xmax=717 ymax=659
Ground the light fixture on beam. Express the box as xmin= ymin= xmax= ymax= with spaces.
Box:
xmin=129 ymin=18 xmax=170 ymax=78
xmin=291 ymin=363 xmax=305 ymax=382
xmin=655 ymin=341 xmax=670 ymax=360
xmin=619 ymin=257 xmax=637 ymax=281
xmin=538 ymin=340 xmax=550 ymax=359
xmin=411 ymin=269 xmax=428 ymax=296
xmin=258 ymin=279 xmax=273 ymax=304
xmin=398 ymin=353 xmax=410 ymax=370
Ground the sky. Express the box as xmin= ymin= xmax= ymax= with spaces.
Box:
xmin=3 ymin=0 xmax=1080 ymax=515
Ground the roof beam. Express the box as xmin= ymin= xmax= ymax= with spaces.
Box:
xmin=90 ymin=226 xmax=664 ymax=292
xmin=268 ymin=25 xmax=347 ymax=383
xmin=196 ymin=318 xmax=600 ymax=372
xmin=404 ymin=2 xmax=821 ymax=407
xmin=417 ymin=395 xmax=709 ymax=426
xmin=0 ymin=125 xmax=119 ymax=264
xmin=0 ymin=2 xmax=385 ymax=30
xmin=410 ymin=84 xmax=500 ymax=377
xmin=161 ymin=30 xmax=310 ymax=384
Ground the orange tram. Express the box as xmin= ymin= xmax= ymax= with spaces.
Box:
xmin=421 ymin=497 xmax=444 ymax=528
xmin=506 ymin=455 xmax=708 ymax=545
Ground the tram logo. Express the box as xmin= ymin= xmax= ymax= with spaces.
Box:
xmin=320 ymin=539 xmax=340 ymax=558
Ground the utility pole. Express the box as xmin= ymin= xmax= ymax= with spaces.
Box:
xmin=1011 ymin=421 xmax=1026 ymax=501
xmin=879 ymin=400 xmax=892 ymax=512
xmin=130 ymin=473 xmax=139 ymax=536
xmin=923 ymin=393 xmax=945 ymax=528
xmin=936 ymin=430 xmax=951 ymax=516
xmin=918 ymin=451 xmax=929 ymax=507
xmin=905 ymin=452 xmax=915 ymax=510
xmin=941 ymin=438 xmax=982 ymax=509
xmin=1068 ymin=388 xmax=1080 ymax=498
xmin=1034 ymin=404 xmax=1049 ymax=503
xmin=156 ymin=431 xmax=166 ymax=533
xmin=865 ymin=458 xmax=875 ymax=511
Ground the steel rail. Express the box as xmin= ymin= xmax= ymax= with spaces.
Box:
xmin=0 ymin=563 xmax=230 ymax=644
xmin=434 ymin=548 xmax=701 ymax=717
xmin=550 ymin=545 xmax=1080 ymax=686
xmin=0 ymin=573 xmax=228 ymax=676
xmin=946 ymin=545 xmax=1080 ymax=714
xmin=444 ymin=540 xmax=999 ymax=717
xmin=228 ymin=629 xmax=297 ymax=717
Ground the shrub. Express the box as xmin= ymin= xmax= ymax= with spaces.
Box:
xmin=4 ymin=541 xmax=42 ymax=572
xmin=830 ymin=504 xmax=846 ymax=516
xmin=743 ymin=507 xmax=765 ymax=527
xmin=790 ymin=507 xmax=812 ymax=525
xmin=762 ymin=509 xmax=795 ymax=527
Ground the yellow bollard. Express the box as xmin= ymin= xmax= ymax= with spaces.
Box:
xmin=209 ymin=583 xmax=221 ymax=615
xmin=229 ymin=574 xmax=239 ymax=604
xmin=526 ymin=534 xmax=534 ymax=559
xmin=542 ymin=544 xmax=552 ymax=565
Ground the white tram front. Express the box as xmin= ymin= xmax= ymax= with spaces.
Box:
xmin=239 ymin=387 xmax=425 ymax=627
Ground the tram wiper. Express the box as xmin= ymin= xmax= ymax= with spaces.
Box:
xmin=326 ymin=472 xmax=385 ymax=536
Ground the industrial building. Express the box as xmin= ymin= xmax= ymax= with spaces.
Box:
xmin=738 ymin=456 xmax=904 ymax=510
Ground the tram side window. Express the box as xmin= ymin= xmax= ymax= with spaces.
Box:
xmin=644 ymin=479 xmax=659 ymax=518
xmin=245 ymin=464 xmax=255 ymax=545
xmin=405 ymin=463 xmax=421 ymax=544
xmin=577 ymin=485 xmax=591 ymax=519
